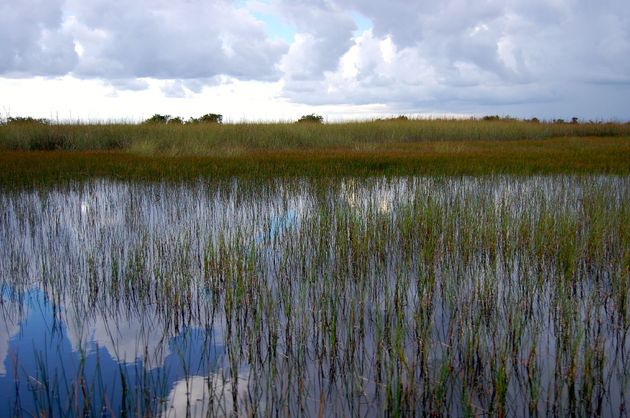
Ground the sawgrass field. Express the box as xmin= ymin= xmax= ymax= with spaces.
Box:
xmin=0 ymin=117 xmax=628 ymax=416
xmin=1 ymin=118 xmax=629 ymax=186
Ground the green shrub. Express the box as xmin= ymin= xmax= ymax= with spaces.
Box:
xmin=168 ymin=117 xmax=184 ymax=125
xmin=297 ymin=114 xmax=324 ymax=123
xmin=188 ymin=113 xmax=223 ymax=124
xmin=4 ymin=116 xmax=50 ymax=125
xmin=144 ymin=114 xmax=171 ymax=124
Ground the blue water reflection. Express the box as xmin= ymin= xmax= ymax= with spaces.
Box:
xmin=0 ymin=287 xmax=225 ymax=417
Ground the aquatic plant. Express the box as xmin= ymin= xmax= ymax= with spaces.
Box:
xmin=0 ymin=175 xmax=628 ymax=416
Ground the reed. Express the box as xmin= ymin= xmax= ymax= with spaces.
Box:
xmin=1 ymin=135 xmax=629 ymax=188
xmin=1 ymin=119 xmax=630 ymax=153
xmin=1 ymin=175 xmax=627 ymax=415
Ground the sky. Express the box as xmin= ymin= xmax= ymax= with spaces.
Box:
xmin=1 ymin=0 xmax=629 ymax=122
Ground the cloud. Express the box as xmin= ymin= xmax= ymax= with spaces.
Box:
xmin=108 ymin=78 xmax=151 ymax=91
xmin=276 ymin=0 xmax=630 ymax=116
xmin=276 ymin=0 xmax=356 ymax=80
xmin=163 ymin=372 xmax=250 ymax=417
xmin=66 ymin=0 xmax=288 ymax=81
xmin=0 ymin=0 xmax=629 ymax=118
xmin=1 ymin=0 xmax=289 ymax=83
xmin=161 ymin=80 xmax=190 ymax=98
xmin=0 ymin=0 xmax=78 ymax=76
xmin=0 ymin=300 xmax=22 ymax=376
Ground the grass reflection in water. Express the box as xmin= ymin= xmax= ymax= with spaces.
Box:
xmin=0 ymin=176 xmax=628 ymax=416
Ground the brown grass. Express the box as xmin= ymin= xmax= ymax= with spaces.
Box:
xmin=1 ymin=136 xmax=628 ymax=188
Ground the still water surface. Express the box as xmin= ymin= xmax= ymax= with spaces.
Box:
xmin=1 ymin=176 xmax=628 ymax=416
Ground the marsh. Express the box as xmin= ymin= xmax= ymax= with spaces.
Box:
xmin=1 ymin=175 xmax=628 ymax=416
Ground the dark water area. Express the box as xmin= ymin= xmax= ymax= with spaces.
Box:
xmin=1 ymin=176 xmax=629 ymax=416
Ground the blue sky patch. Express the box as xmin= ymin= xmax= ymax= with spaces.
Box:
xmin=351 ymin=11 xmax=373 ymax=37
xmin=253 ymin=11 xmax=295 ymax=43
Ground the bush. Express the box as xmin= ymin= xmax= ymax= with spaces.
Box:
xmin=144 ymin=114 xmax=171 ymax=124
xmin=189 ymin=113 xmax=223 ymax=124
xmin=297 ymin=114 xmax=324 ymax=123
xmin=481 ymin=115 xmax=517 ymax=122
xmin=3 ymin=116 xmax=50 ymax=125
xmin=375 ymin=115 xmax=409 ymax=122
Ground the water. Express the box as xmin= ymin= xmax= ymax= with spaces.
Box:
xmin=1 ymin=176 xmax=628 ymax=416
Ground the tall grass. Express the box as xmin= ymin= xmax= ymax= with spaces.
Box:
xmin=1 ymin=119 xmax=630 ymax=154
xmin=1 ymin=135 xmax=629 ymax=188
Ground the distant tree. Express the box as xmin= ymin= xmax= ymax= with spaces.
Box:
xmin=481 ymin=115 xmax=501 ymax=121
xmin=168 ymin=116 xmax=184 ymax=125
xmin=571 ymin=117 xmax=579 ymax=124
xmin=144 ymin=114 xmax=171 ymax=124
xmin=189 ymin=113 xmax=223 ymax=124
xmin=297 ymin=114 xmax=324 ymax=123
xmin=529 ymin=117 xmax=540 ymax=124
xmin=5 ymin=116 xmax=50 ymax=125
xmin=375 ymin=115 xmax=409 ymax=122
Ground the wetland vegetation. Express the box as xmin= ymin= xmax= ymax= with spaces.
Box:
xmin=2 ymin=117 xmax=630 ymax=155
xmin=1 ymin=118 xmax=629 ymax=187
xmin=0 ymin=119 xmax=629 ymax=416
xmin=1 ymin=176 xmax=629 ymax=416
